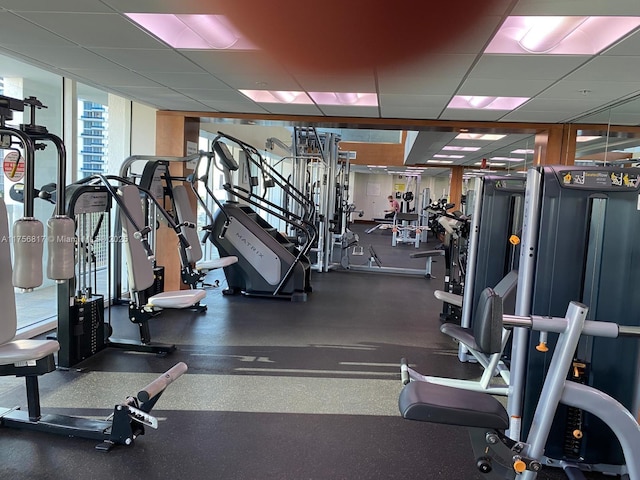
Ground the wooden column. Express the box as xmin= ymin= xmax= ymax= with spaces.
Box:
xmin=534 ymin=124 xmax=577 ymax=166
xmin=155 ymin=113 xmax=200 ymax=291
xmin=449 ymin=166 xmax=464 ymax=211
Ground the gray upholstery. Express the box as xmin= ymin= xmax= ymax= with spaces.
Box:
xmin=0 ymin=339 xmax=59 ymax=365
xmin=0 ymin=197 xmax=60 ymax=366
xmin=0 ymin=196 xmax=16 ymax=345
xmin=118 ymin=184 xmax=206 ymax=309
xmin=172 ymin=184 xmax=203 ymax=265
xmin=399 ymin=380 xmax=508 ymax=430
xmin=118 ymin=184 xmax=155 ymax=292
xmin=472 ymin=287 xmax=504 ymax=355
xmin=440 ymin=287 xmax=503 ymax=355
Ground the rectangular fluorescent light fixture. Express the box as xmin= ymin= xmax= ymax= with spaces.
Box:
xmin=455 ymin=133 xmax=506 ymax=141
xmin=125 ymin=13 xmax=254 ymax=49
xmin=491 ymin=157 xmax=525 ymax=162
xmin=511 ymin=149 xmax=534 ymax=154
xmin=447 ymin=95 xmax=529 ymax=111
xmin=475 ymin=161 xmax=506 ymax=167
xmin=367 ymin=165 xmax=387 ymax=168
xmin=576 ymin=135 xmax=601 ymax=142
xmin=239 ymin=90 xmax=313 ymax=104
xmin=442 ymin=146 xmax=481 ymax=152
xmin=434 ymin=154 xmax=464 ymax=159
xmin=427 ymin=160 xmax=454 ymax=164
xmin=486 ymin=16 xmax=640 ymax=55
xmin=308 ymin=92 xmax=378 ymax=107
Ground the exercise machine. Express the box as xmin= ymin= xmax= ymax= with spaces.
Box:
xmin=400 ymin=296 xmax=640 ymax=479
xmin=116 ymin=154 xmax=238 ymax=291
xmin=508 ymin=166 xmax=640 ymax=472
xmin=0 ymin=193 xmax=187 ymax=450
xmin=191 ymin=132 xmax=315 ymax=301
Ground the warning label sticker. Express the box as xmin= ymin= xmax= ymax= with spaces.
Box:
xmin=3 ymin=151 xmax=25 ymax=182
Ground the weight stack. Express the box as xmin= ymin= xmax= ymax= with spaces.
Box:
xmin=57 ymin=293 xmax=106 ymax=368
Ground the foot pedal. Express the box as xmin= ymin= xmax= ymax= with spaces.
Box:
xmin=352 ymin=246 xmax=363 ymax=256
xmin=127 ymin=405 xmax=158 ymax=429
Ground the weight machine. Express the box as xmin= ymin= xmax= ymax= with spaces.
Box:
xmin=400 ymin=297 xmax=640 ymax=479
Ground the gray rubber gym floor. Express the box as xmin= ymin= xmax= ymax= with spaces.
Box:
xmin=0 ymin=225 xmax=619 ymax=479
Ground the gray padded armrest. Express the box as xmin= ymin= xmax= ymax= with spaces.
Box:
xmin=440 ymin=323 xmax=479 ymax=352
xmin=434 ymin=290 xmax=463 ymax=307
xmin=399 ymin=380 xmax=508 ymax=430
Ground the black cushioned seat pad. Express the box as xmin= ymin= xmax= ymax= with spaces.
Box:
xmin=399 ymin=380 xmax=508 ymax=430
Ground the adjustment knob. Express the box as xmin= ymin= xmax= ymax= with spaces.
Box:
xmin=513 ymin=459 xmax=527 ymax=473
xmin=476 ymin=457 xmax=492 ymax=474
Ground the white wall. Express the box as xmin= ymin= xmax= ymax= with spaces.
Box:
xmin=130 ymin=102 xmax=157 ymax=156
xmin=352 ymin=172 xmax=394 ymax=220
xmin=352 ymin=172 xmax=453 ymax=219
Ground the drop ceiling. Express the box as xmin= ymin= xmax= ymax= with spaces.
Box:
xmin=2 ymin=0 xmax=640 ymax=175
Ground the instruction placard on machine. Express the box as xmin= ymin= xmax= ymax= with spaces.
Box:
xmin=74 ymin=191 xmax=110 ymax=214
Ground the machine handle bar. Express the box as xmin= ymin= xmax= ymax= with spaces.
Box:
xmin=503 ymin=314 xmax=640 ymax=339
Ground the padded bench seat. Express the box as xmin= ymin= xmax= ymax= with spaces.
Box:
xmin=196 ymin=255 xmax=238 ymax=272
xmin=148 ymin=289 xmax=207 ymax=309
xmin=399 ymin=380 xmax=508 ymax=430
xmin=0 ymin=339 xmax=60 ymax=365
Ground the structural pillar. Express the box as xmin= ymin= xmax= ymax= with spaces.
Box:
xmin=449 ymin=166 xmax=463 ymax=211
xmin=534 ymin=124 xmax=577 ymax=166
xmin=155 ymin=113 xmax=200 ymax=291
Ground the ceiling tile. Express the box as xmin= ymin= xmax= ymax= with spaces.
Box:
xmin=0 ymin=0 xmax=111 ymax=12
xmin=380 ymin=106 xmax=446 ymax=119
xmin=101 ymin=0 xmax=228 ymax=14
xmin=439 ymin=109 xmax=510 ymax=121
xmin=469 ymin=55 xmax=589 ymax=80
xmin=293 ymin=74 xmax=377 ymax=93
xmin=65 ymin=65 xmax=162 ymax=87
xmin=89 ymin=48 xmax=204 ymax=73
xmin=0 ymin=45 xmax=119 ymax=70
xmin=0 ymin=12 xmax=75 ymax=46
xmin=511 ymin=0 xmax=640 ymax=16
xmin=565 ymin=56 xmax=640 ymax=82
xmin=148 ymin=72 xmax=229 ymax=89
xmin=19 ymin=12 xmax=165 ymax=48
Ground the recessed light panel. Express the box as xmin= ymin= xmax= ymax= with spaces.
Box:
xmin=126 ymin=13 xmax=254 ymax=50
xmin=447 ymin=96 xmax=529 ymax=111
xmin=308 ymin=92 xmax=378 ymax=107
xmin=486 ymin=16 xmax=640 ymax=55
xmin=239 ymin=90 xmax=313 ymax=104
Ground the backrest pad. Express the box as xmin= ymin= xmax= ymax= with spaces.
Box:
xmin=172 ymin=184 xmax=203 ymax=264
xmin=0 ymin=196 xmax=18 ymax=343
xmin=473 ymin=287 xmax=504 ymax=354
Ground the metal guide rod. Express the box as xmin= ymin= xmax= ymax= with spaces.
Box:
xmin=507 ymin=167 xmax=542 ymax=440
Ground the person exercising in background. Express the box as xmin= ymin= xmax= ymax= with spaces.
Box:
xmin=384 ymin=195 xmax=400 ymax=218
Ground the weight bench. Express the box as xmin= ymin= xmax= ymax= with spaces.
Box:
xmin=117 ymin=184 xmax=207 ymax=353
xmin=171 ymin=184 xmax=238 ymax=288
xmin=0 ymin=195 xmax=187 ymax=450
